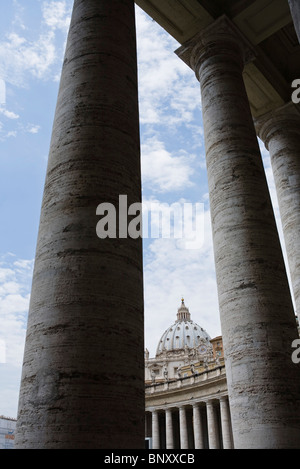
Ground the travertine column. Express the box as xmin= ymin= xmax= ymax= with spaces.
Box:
xmin=219 ymin=397 xmax=233 ymax=449
xmin=15 ymin=0 xmax=144 ymax=449
xmin=176 ymin=16 xmax=300 ymax=449
xmin=152 ymin=411 xmax=160 ymax=449
xmin=193 ymin=403 xmax=204 ymax=449
xmin=179 ymin=406 xmax=189 ymax=449
xmin=206 ymin=401 xmax=220 ymax=449
xmin=289 ymin=0 xmax=300 ymax=43
xmin=256 ymin=104 xmax=300 ymax=315
xmin=165 ymin=409 xmax=174 ymax=449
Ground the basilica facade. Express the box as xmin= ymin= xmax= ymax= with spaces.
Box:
xmin=145 ymin=300 xmax=233 ymax=449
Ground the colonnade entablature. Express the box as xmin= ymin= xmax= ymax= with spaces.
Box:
xmin=146 ymin=395 xmax=229 ymax=414
xmin=146 ymin=364 xmax=226 ymax=396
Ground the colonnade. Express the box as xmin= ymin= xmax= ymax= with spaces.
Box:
xmin=255 ymin=103 xmax=300 ymax=315
xmin=146 ymin=397 xmax=233 ymax=449
xmin=176 ymin=14 xmax=300 ymax=449
xmin=15 ymin=0 xmax=300 ymax=449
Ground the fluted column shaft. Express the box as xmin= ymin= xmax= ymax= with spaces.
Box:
xmin=256 ymin=104 xmax=300 ymax=315
xmin=193 ymin=404 xmax=204 ymax=449
xmin=206 ymin=401 xmax=219 ymax=449
xmin=220 ymin=397 xmax=233 ymax=449
xmin=165 ymin=409 xmax=174 ymax=449
xmin=176 ymin=16 xmax=300 ymax=449
xmin=179 ymin=406 xmax=189 ymax=449
xmin=15 ymin=0 xmax=144 ymax=449
xmin=152 ymin=411 xmax=160 ymax=449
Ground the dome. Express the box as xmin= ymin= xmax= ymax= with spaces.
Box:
xmin=156 ymin=299 xmax=211 ymax=357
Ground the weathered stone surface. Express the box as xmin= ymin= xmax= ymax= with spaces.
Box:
xmin=177 ymin=17 xmax=300 ymax=449
xmin=219 ymin=397 xmax=233 ymax=450
xmin=15 ymin=0 xmax=144 ymax=449
xmin=289 ymin=0 xmax=300 ymax=43
xmin=256 ymin=103 xmax=300 ymax=316
xmin=192 ymin=404 xmax=205 ymax=450
xmin=165 ymin=408 xmax=174 ymax=449
xmin=179 ymin=406 xmax=188 ymax=449
xmin=206 ymin=401 xmax=219 ymax=449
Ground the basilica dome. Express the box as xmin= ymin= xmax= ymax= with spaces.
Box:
xmin=156 ymin=299 xmax=211 ymax=357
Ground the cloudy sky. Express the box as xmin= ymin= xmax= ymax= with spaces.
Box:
xmin=0 ymin=1 xmax=290 ymax=419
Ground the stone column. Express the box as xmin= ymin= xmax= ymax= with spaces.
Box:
xmin=219 ymin=397 xmax=233 ymax=449
xmin=206 ymin=401 xmax=220 ymax=449
xmin=179 ymin=406 xmax=189 ymax=449
xmin=193 ymin=403 xmax=204 ymax=449
xmin=176 ymin=16 xmax=300 ymax=449
xmin=289 ymin=0 xmax=300 ymax=43
xmin=165 ymin=409 xmax=174 ymax=449
xmin=152 ymin=411 xmax=160 ymax=450
xmin=15 ymin=0 xmax=144 ymax=449
xmin=256 ymin=103 xmax=300 ymax=316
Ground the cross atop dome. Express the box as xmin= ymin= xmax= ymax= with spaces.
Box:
xmin=176 ymin=298 xmax=191 ymax=322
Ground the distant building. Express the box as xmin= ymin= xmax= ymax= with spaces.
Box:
xmin=0 ymin=416 xmax=16 ymax=450
xmin=145 ymin=300 xmax=232 ymax=449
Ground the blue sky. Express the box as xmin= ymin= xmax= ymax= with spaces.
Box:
xmin=0 ymin=1 xmax=289 ymax=419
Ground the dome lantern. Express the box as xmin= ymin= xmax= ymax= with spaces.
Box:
xmin=176 ymin=298 xmax=191 ymax=322
xmin=156 ymin=299 xmax=211 ymax=357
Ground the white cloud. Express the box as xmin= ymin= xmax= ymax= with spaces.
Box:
xmin=27 ymin=124 xmax=41 ymax=134
xmin=136 ymin=6 xmax=200 ymax=128
xmin=135 ymin=7 xmax=219 ymax=357
xmin=6 ymin=131 xmax=17 ymax=138
xmin=0 ymin=1 xmax=72 ymax=88
xmin=42 ymin=1 xmax=72 ymax=33
xmin=141 ymin=137 xmax=195 ymax=193
xmin=0 ymin=255 xmax=33 ymax=416
xmin=0 ymin=108 xmax=19 ymax=119
xmin=0 ymin=267 xmax=15 ymax=283
xmin=0 ymin=256 xmax=33 ymax=368
xmin=144 ymin=207 xmax=220 ymax=356
xmin=0 ymin=31 xmax=56 ymax=86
